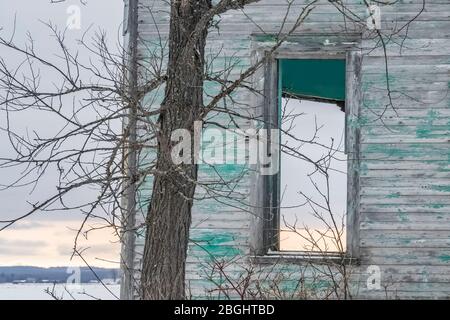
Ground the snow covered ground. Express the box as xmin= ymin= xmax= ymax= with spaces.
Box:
xmin=0 ymin=283 xmax=120 ymax=300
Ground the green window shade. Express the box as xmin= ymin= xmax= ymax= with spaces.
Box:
xmin=279 ymin=59 xmax=346 ymax=102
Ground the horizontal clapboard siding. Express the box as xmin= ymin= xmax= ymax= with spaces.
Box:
xmin=125 ymin=0 xmax=450 ymax=299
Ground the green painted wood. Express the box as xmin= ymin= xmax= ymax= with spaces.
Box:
xmin=279 ymin=59 xmax=346 ymax=101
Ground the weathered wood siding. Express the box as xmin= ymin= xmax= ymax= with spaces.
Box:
xmin=124 ymin=0 xmax=450 ymax=299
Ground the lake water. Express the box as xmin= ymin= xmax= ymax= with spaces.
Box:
xmin=0 ymin=283 xmax=120 ymax=300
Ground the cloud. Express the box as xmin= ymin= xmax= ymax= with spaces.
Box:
xmin=0 ymin=239 xmax=48 ymax=256
xmin=7 ymin=221 xmax=46 ymax=230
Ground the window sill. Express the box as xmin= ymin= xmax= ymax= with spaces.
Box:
xmin=250 ymin=251 xmax=359 ymax=266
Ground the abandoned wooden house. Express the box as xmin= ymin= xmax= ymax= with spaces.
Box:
xmin=120 ymin=0 xmax=450 ymax=299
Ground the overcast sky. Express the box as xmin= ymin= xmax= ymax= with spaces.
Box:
xmin=0 ymin=0 xmax=124 ymax=268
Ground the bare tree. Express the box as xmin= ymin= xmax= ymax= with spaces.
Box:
xmin=0 ymin=0 xmax=424 ymax=300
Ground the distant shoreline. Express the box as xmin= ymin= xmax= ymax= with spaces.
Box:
xmin=0 ymin=266 xmax=120 ymax=284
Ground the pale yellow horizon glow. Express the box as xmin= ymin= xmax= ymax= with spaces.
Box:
xmin=0 ymin=220 xmax=120 ymax=268
xmin=280 ymin=228 xmax=347 ymax=253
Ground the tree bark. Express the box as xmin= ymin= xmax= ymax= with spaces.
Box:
xmin=141 ymin=0 xmax=211 ymax=300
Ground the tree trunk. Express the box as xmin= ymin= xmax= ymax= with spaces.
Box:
xmin=141 ymin=0 xmax=211 ymax=300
